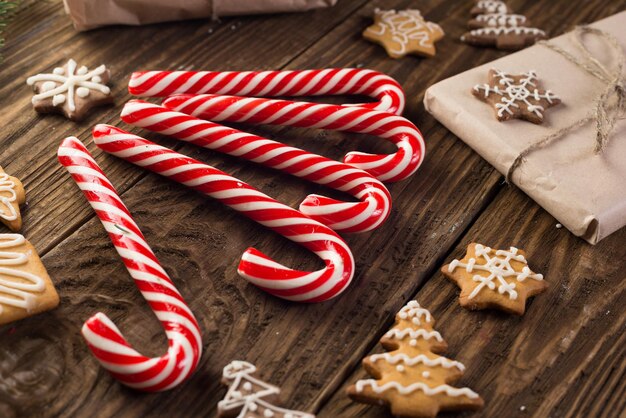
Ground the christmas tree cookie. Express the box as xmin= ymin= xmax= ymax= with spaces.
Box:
xmin=347 ymin=301 xmax=483 ymax=417
xmin=0 ymin=167 xmax=25 ymax=231
xmin=218 ymin=360 xmax=315 ymax=418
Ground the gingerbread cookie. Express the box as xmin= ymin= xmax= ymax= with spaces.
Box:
xmin=472 ymin=69 xmax=561 ymax=124
xmin=470 ymin=0 xmax=508 ymax=16
xmin=348 ymin=301 xmax=483 ymax=417
xmin=363 ymin=9 xmax=445 ymax=58
xmin=442 ymin=243 xmax=547 ymax=315
xmin=468 ymin=13 xmax=528 ymax=29
xmin=461 ymin=26 xmax=546 ymax=50
xmin=0 ymin=234 xmax=59 ymax=325
xmin=26 ymin=59 xmax=113 ymax=121
xmin=0 ymin=167 xmax=25 ymax=231
xmin=219 ymin=360 xmax=315 ymax=418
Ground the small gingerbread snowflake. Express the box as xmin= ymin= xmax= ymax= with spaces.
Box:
xmin=441 ymin=243 xmax=548 ymax=315
xmin=472 ymin=69 xmax=560 ymax=124
xmin=26 ymin=59 xmax=113 ymax=121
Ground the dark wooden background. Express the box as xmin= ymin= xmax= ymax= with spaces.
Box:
xmin=0 ymin=0 xmax=625 ymax=417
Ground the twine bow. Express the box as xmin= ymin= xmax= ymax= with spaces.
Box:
xmin=506 ymin=25 xmax=625 ymax=183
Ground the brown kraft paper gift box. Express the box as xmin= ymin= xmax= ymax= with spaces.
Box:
xmin=63 ymin=0 xmax=338 ymax=31
xmin=424 ymin=12 xmax=626 ymax=244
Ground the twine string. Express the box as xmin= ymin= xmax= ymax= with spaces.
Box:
xmin=506 ymin=26 xmax=625 ymax=183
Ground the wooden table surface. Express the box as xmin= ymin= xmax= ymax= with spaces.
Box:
xmin=1 ymin=0 xmax=625 ymax=417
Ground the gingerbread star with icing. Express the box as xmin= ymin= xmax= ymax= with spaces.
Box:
xmin=472 ymin=69 xmax=561 ymax=124
xmin=441 ymin=243 xmax=548 ymax=315
xmin=0 ymin=166 xmax=25 ymax=231
xmin=363 ymin=9 xmax=445 ymax=59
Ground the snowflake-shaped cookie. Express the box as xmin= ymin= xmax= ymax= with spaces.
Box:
xmin=472 ymin=69 xmax=561 ymax=124
xmin=363 ymin=9 xmax=445 ymax=58
xmin=442 ymin=243 xmax=547 ymax=315
xmin=26 ymin=59 xmax=113 ymax=121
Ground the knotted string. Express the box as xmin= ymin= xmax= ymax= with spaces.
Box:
xmin=506 ymin=26 xmax=625 ymax=183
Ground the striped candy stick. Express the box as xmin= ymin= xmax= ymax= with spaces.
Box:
xmin=128 ymin=68 xmax=406 ymax=114
xmin=92 ymin=125 xmax=355 ymax=303
xmin=58 ymin=137 xmax=202 ymax=392
xmin=162 ymin=94 xmax=425 ymax=183
xmin=120 ymin=100 xmax=392 ymax=233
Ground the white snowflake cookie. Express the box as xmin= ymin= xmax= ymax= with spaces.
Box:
xmin=472 ymin=69 xmax=561 ymax=124
xmin=26 ymin=59 xmax=113 ymax=121
xmin=442 ymin=243 xmax=548 ymax=315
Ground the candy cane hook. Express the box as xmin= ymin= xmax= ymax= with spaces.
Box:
xmin=162 ymin=94 xmax=425 ymax=183
xmin=128 ymin=68 xmax=405 ymax=114
xmin=92 ymin=125 xmax=355 ymax=303
xmin=58 ymin=137 xmax=202 ymax=391
xmin=120 ymin=100 xmax=392 ymax=233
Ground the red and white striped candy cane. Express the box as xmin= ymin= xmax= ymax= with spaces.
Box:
xmin=162 ymin=94 xmax=425 ymax=183
xmin=128 ymin=68 xmax=405 ymax=114
xmin=92 ymin=125 xmax=355 ymax=303
xmin=58 ymin=137 xmax=202 ymax=392
xmin=120 ymin=100 xmax=392 ymax=233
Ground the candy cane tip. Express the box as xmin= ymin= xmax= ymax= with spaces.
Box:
xmin=92 ymin=124 xmax=120 ymax=138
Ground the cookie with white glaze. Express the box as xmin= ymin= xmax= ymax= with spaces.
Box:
xmin=0 ymin=167 xmax=25 ymax=231
xmin=0 ymin=234 xmax=59 ymax=325
xmin=347 ymin=301 xmax=483 ymax=417
xmin=26 ymin=59 xmax=113 ymax=121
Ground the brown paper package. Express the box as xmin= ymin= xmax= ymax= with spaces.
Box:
xmin=63 ymin=0 xmax=338 ymax=31
xmin=424 ymin=12 xmax=626 ymax=245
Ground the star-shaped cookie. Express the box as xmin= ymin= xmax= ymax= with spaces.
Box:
xmin=441 ymin=243 xmax=548 ymax=315
xmin=26 ymin=59 xmax=113 ymax=121
xmin=363 ymin=9 xmax=445 ymax=58
xmin=472 ymin=69 xmax=561 ymax=124
xmin=0 ymin=166 xmax=25 ymax=231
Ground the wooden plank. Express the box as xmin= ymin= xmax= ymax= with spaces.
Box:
xmin=322 ymin=184 xmax=626 ymax=417
xmin=0 ymin=0 xmax=508 ymax=415
xmin=0 ymin=0 xmax=368 ymax=253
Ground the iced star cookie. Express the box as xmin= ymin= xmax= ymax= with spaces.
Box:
xmin=472 ymin=69 xmax=561 ymax=124
xmin=363 ymin=9 xmax=445 ymax=58
xmin=442 ymin=243 xmax=548 ymax=315
xmin=26 ymin=59 xmax=113 ymax=121
xmin=0 ymin=234 xmax=59 ymax=325
xmin=0 ymin=167 xmax=25 ymax=232
xmin=347 ymin=301 xmax=483 ymax=417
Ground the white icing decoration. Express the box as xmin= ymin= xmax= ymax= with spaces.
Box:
xmin=475 ymin=0 xmax=507 ymax=14
xmin=52 ymin=94 xmax=66 ymax=106
xmin=396 ymin=365 xmax=405 ymax=372
xmin=397 ymin=300 xmax=431 ymax=326
xmin=422 ymin=371 xmax=431 ymax=378
xmin=26 ymin=59 xmax=110 ymax=112
xmin=473 ymin=70 xmax=559 ymax=118
xmin=76 ymin=87 xmax=90 ymax=98
xmin=41 ymin=81 xmax=56 ymax=92
xmin=219 ymin=361 xmax=314 ymax=418
xmin=0 ymin=234 xmax=46 ymax=315
xmin=368 ymin=9 xmax=443 ymax=55
xmin=354 ymin=379 xmax=480 ymax=399
xmin=385 ymin=328 xmax=443 ymax=342
xmin=475 ymin=13 xmax=527 ymax=27
xmin=447 ymin=243 xmax=544 ymax=300
xmin=369 ymin=353 xmax=465 ymax=371
xmin=468 ymin=26 xmax=545 ymax=37
xmin=92 ymin=75 xmax=102 ymax=83
xmin=0 ymin=173 xmax=19 ymax=222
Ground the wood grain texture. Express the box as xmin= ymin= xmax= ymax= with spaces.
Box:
xmin=0 ymin=0 xmax=624 ymax=417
